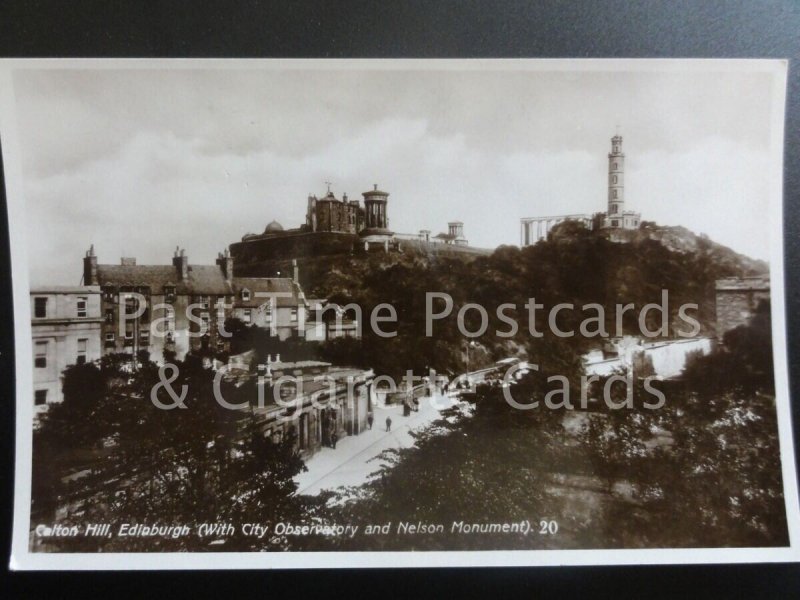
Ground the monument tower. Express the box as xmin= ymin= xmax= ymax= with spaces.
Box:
xmin=607 ymin=133 xmax=625 ymax=226
xmin=362 ymin=184 xmax=391 ymax=233
xmin=603 ymin=131 xmax=640 ymax=230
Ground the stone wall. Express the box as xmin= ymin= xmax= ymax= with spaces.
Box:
xmin=230 ymin=231 xmax=359 ymax=272
xmin=715 ymin=276 xmax=770 ymax=337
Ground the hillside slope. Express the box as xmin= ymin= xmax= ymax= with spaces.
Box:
xmin=232 ymin=221 xmax=768 ymax=378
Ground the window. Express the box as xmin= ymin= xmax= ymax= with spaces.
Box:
xmin=610 ymin=204 xmax=618 ymax=214
xmin=612 ymin=220 xmax=619 ymax=227
xmin=124 ymin=295 xmax=140 ymax=316
xmin=612 ymin=175 xmax=617 ymax=184
xmin=35 ymin=341 xmax=47 ymax=368
xmin=197 ymin=295 xmax=210 ymax=309
xmin=102 ymin=286 xmax=116 ymax=302
xmin=76 ymin=338 xmax=88 ymax=364
xmin=34 ymin=297 xmax=47 ymax=318
xmin=164 ymin=286 xmax=176 ymax=302
xmin=105 ymin=332 xmax=116 ymax=343
xmin=140 ymin=330 xmax=150 ymax=343
xmin=290 ymin=308 xmax=298 ymax=322
xmin=77 ymin=297 xmax=88 ymax=318
xmin=105 ymin=308 xmax=114 ymax=323
xmin=125 ymin=329 xmax=134 ymax=339
xmin=241 ymin=289 xmax=251 ymax=301
xmin=613 ymin=162 xmax=618 ymax=170
xmin=242 ymin=309 xmax=252 ymax=324
xmin=34 ymin=390 xmax=47 ymax=406
xmin=612 ymin=189 xmax=618 ymax=199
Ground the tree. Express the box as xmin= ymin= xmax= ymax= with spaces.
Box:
xmin=33 ymin=353 xmax=324 ymax=551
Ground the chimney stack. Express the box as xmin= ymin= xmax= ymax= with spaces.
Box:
xmin=172 ymin=247 xmax=189 ymax=280
xmin=292 ymin=259 xmax=299 ymax=284
xmin=216 ymin=248 xmax=234 ymax=283
xmin=83 ymin=244 xmax=98 ymax=285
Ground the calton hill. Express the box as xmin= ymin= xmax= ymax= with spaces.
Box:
xmin=31 ymin=220 xmax=788 ymax=551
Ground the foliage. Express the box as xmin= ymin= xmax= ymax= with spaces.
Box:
xmin=328 ymin=304 xmax=786 ymax=550
xmin=682 ymin=299 xmax=774 ymax=394
xmin=32 ymin=353 xmax=324 ymax=551
xmin=297 ymin=225 xmax=757 ymax=384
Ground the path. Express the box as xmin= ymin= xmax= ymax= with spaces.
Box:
xmin=294 ymin=394 xmax=456 ymax=496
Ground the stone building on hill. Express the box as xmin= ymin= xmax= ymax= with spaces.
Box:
xmin=434 ymin=222 xmax=469 ymax=246
xmin=306 ymin=187 xmax=365 ymax=234
xmin=520 ymin=132 xmax=641 ymax=246
xmin=230 ymin=182 xmax=478 ymax=274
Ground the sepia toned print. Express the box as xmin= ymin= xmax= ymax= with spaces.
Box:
xmin=4 ymin=59 xmax=798 ymax=569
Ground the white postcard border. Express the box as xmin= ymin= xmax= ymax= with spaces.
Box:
xmin=2 ymin=58 xmax=797 ymax=570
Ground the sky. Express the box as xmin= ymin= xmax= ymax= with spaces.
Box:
xmin=9 ymin=63 xmax=779 ymax=286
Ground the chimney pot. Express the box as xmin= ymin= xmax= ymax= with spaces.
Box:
xmin=83 ymin=245 xmax=98 ymax=285
xmin=173 ymin=249 xmax=189 ymax=280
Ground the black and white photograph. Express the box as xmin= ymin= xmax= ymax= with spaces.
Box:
xmin=2 ymin=59 xmax=797 ymax=569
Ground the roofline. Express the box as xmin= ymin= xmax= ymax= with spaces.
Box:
xmin=30 ymin=286 xmax=101 ymax=294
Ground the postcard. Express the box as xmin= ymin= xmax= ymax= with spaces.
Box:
xmin=2 ymin=58 xmax=797 ymax=569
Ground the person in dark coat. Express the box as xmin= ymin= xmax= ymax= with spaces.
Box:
xmin=331 ymin=431 xmax=338 ymax=449
xmin=367 ymin=412 xmax=374 ymax=430
xmin=386 ymin=416 xmax=392 ymax=432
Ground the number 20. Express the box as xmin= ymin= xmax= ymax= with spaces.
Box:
xmin=539 ymin=520 xmax=558 ymax=535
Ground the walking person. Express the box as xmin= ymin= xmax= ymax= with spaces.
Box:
xmin=386 ymin=416 xmax=392 ymax=432
xmin=331 ymin=430 xmax=338 ymax=449
xmin=367 ymin=412 xmax=374 ymax=430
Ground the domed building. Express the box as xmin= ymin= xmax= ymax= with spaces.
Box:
xmin=264 ymin=220 xmax=284 ymax=235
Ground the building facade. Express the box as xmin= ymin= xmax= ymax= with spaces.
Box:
xmin=229 ymin=275 xmax=308 ymax=341
xmin=83 ymin=246 xmax=314 ymax=362
xmin=305 ymin=300 xmax=361 ymax=340
xmin=715 ymin=276 xmax=771 ymax=338
xmin=30 ymin=286 xmax=103 ymax=409
xmin=306 ymin=188 xmax=365 ymax=234
xmin=431 ymin=221 xmax=469 ymax=246
xmin=248 ymin=366 xmax=374 ymax=459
